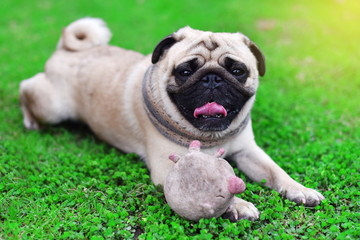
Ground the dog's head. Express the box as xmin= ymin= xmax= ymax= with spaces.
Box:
xmin=148 ymin=26 xmax=265 ymax=140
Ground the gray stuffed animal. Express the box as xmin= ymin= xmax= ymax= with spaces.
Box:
xmin=164 ymin=140 xmax=246 ymax=221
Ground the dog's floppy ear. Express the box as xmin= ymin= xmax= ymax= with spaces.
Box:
xmin=152 ymin=35 xmax=177 ymax=64
xmin=248 ymin=41 xmax=266 ymax=77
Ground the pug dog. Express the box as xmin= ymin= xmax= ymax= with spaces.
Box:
xmin=20 ymin=18 xmax=324 ymax=221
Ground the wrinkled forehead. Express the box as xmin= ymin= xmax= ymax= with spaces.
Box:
xmin=169 ymin=28 xmax=257 ymax=67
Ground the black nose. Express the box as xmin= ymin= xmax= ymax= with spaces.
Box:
xmin=201 ymin=74 xmax=223 ymax=89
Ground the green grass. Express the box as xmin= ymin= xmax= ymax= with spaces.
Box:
xmin=1 ymin=0 xmax=360 ymax=239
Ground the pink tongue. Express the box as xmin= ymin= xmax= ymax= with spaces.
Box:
xmin=194 ymin=102 xmax=227 ymax=118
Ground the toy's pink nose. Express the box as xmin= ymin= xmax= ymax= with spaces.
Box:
xmin=228 ymin=176 xmax=246 ymax=194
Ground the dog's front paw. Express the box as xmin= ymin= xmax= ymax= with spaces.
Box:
xmin=280 ymin=184 xmax=325 ymax=207
xmin=222 ymin=197 xmax=260 ymax=222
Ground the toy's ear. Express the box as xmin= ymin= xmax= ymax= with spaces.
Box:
xmin=152 ymin=35 xmax=177 ymax=64
xmin=214 ymin=148 xmax=225 ymax=158
xmin=189 ymin=140 xmax=201 ymax=152
xmin=169 ymin=154 xmax=180 ymax=163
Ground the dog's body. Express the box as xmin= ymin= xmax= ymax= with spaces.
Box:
xmin=20 ymin=18 xmax=324 ymax=220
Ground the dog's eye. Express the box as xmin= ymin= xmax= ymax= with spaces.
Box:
xmin=180 ymin=69 xmax=192 ymax=77
xmin=232 ymin=68 xmax=245 ymax=76
xmin=225 ymin=58 xmax=249 ymax=82
xmin=230 ymin=64 xmax=247 ymax=78
xmin=173 ymin=59 xmax=199 ymax=85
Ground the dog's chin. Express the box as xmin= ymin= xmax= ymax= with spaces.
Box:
xmin=192 ymin=117 xmax=231 ymax=132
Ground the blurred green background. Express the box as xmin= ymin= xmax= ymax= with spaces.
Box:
xmin=1 ymin=0 xmax=359 ymax=239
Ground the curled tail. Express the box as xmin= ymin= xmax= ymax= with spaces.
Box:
xmin=57 ymin=17 xmax=112 ymax=51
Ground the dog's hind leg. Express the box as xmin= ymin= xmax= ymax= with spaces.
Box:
xmin=19 ymin=73 xmax=75 ymax=130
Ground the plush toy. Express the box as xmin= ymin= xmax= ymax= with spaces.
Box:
xmin=164 ymin=140 xmax=246 ymax=221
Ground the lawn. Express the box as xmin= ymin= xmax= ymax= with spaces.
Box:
xmin=1 ymin=0 xmax=359 ymax=239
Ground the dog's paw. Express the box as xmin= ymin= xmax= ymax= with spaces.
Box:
xmin=222 ymin=197 xmax=260 ymax=222
xmin=280 ymin=184 xmax=325 ymax=207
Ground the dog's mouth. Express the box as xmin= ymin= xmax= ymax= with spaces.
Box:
xmin=175 ymin=100 xmax=241 ymax=132
xmin=194 ymin=102 xmax=227 ymax=119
